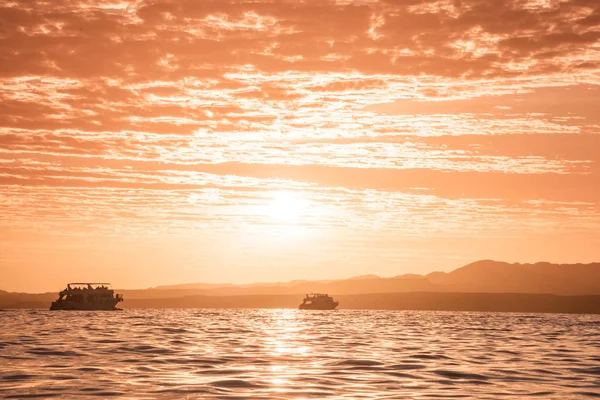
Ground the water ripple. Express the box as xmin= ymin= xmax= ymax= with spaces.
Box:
xmin=0 ymin=310 xmax=598 ymax=399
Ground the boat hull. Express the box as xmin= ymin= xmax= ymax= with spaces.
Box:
xmin=299 ymin=302 xmax=339 ymax=310
xmin=50 ymin=300 xmax=120 ymax=311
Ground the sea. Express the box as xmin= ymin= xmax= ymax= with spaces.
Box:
xmin=1 ymin=309 xmax=599 ymax=399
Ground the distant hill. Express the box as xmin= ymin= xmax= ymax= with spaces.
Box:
xmin=159 ymin=275 xmax=435 ymax=297
xmin=1 ymin=260 xmax=599 ymax=312
xmin=127 ymin=260 xmax=600 ymax=297
xmin=151 ymin=283 xmax=234 ymax=290
xmin=439 ymin=260 xmax=600 ymax=295
xmin=394 ymin=274 xmax=427 ymax=280
xmin=425 ymin=271 xmax=447 ymax=283
xmin=348 ymin=274 xmax=381 ymax=280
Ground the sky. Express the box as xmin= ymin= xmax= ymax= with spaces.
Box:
xmin=1 ymin=0 xmax=599 ymax=292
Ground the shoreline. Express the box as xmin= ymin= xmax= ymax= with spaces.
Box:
xmin=3 ymin=292 xmax=599 ymax=314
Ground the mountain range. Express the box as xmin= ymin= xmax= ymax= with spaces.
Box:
xmin=1 ymin=260 xmax=599 ymax=312
xmin=138 ymin=260 xmax=600 ymax=297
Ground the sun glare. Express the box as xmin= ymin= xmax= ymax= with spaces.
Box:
xmin=267 ymin=191 xmax=310 ymax=223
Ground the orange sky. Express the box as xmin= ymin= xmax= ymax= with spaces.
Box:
xmin=1 ymin=0 xmax=599 ymax=292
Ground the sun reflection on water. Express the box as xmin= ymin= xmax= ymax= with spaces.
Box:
xmin=2 ymin=309 xmax=598 ymax=398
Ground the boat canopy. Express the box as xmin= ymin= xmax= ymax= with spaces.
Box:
xmin=68 ymin=282 xmax=112 ymax=285
xmin=66 ymin=283 xmax=113 ymax=290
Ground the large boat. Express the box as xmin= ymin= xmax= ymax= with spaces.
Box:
xmin=50 ymin=283 xmax=124 ymax=310
xmin=299 ymin=293 xmax=339 ymax=310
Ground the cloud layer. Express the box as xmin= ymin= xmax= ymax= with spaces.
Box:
xmin=1 ymin=0 xmax=599 ymax=291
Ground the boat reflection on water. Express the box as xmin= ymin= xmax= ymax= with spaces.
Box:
xmin=50 ymin=283 xmax=124 ymax=310
xmin=299 ymin=293 xmax=339 ymax=310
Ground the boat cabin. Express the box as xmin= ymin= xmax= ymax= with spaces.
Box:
xmin=299 ymin=293 xmax=339 ymax=310
xmin=51 ymin=282 xmax=123 ymax=310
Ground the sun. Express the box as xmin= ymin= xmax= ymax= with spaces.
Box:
xmin=267 ymin=191 xmax=309 ymax=223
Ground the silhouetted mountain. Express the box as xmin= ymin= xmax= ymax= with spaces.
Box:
xmin=425 ymin=271 xmax=447 ymax=283
xmin=0 ymin=292 xmax=56 ymax=309
xmin=152 ymin=283 xmax=233 ymax=290
xmin=1 ymin=260 xmax=599 ymax=311
xmin=161 ymin=276 xmax=436 ymax=297
xmin=394 ymin=274 xmax=427 ymax=280
xmin=440 ymin=260 xmax=600 ymax=295
xmin=129 ymin=261 xmax=600 ymax=297
xmin=348 ymin=274 xmax=381 ymax=280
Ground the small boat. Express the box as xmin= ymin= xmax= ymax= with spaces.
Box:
xmin=299 ymin=293 xmax=339 ymax=310
xmin=50 ymin=283 xmax=124 ymax=310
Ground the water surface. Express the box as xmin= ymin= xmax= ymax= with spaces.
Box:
xmin=1 ymin=309 xmax=599 ymax=398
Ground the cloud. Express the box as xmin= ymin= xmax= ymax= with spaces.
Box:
xmin=1 ymin=0 xmax=599 ymax=289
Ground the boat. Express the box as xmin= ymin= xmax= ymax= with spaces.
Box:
xmin=50 ymin=283 xmax=124 ymax=310
xmin=299 ymin=293 xmax=339 ymax=310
